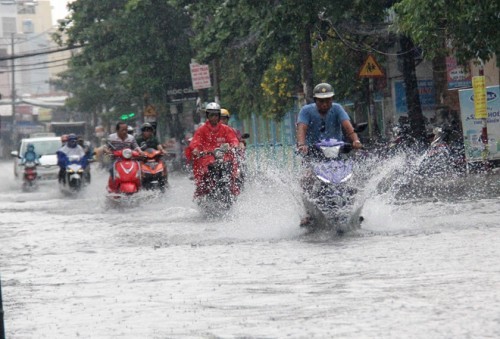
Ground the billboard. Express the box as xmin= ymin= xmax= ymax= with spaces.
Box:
xmin=459 ymin=85 xmax=500 ymax=161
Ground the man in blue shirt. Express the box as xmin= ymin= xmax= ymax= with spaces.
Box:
xmin=296 ymin=82 xmax=362 ymax=156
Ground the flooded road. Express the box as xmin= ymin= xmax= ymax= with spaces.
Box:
xmin=1 ymin=160 xmax=499 ymax=338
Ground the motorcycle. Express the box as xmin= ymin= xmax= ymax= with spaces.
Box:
xmin=301 ymin=139 xmax=361 ymax=233
xmin=20 ymin=158 xmax=40 ymax=191
xmin=58 ymin=153 xmax=90 ymax=193
xmin=107 ymin=147 xmax=142 ymax=199
xmin=415 ymin=125 xmax=466 ymax=177
xmin=194 ymin=143 xmax=239 ymax=215
xmin=140 ymin=147 xmax=168 ymax=192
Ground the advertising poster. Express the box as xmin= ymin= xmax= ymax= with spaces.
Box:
xmin=458 ymin=85 xmax=500 ymax=161
xmin=446 ymin=56 xmax=472 ymax=89
xmin=394 ymin=79 xmax=435 ymax=118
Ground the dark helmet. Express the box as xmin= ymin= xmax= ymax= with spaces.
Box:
xmin=205 ymin=102 xmax=221 ymax=118
xmin=67 ymin=134 xmax=78 ymax=148
xmin=27 ymin=143 xmax=35 ymax=151
xmin=141 ymin=122 xmax=153 ymax=132
xmin=313 ymin=83 xmax=335 ymax=99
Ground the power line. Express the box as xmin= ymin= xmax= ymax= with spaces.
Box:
xmin=5 ymin=61 xmax=70 ymax=73
xmin=2 ymin=56 xmax=71 ymax=68
xmin=0 ymin=26 xmax=60 ymax=47
xmin=0 ymin=44 xmax=83 ymax=62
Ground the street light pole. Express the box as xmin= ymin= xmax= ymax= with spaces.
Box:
xmin=11 ymin=33 xmax=16 ymax=147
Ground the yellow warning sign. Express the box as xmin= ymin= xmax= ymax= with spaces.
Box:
xmin=143 ymin=104 xmax=157 ymax=117
xmin=358 ymin=55 xmax=384 ymax=78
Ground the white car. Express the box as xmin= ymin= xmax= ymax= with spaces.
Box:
xmin=11 ymin=136 xmax=62 ymax=181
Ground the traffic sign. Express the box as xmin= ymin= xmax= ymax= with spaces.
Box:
xmin=189 ymin=63 xmax=212 ymax=90
xmin=358 ymin=55 xmax=384 ymax=78
xmin=143 ymin=104 xmax=157 ymax=117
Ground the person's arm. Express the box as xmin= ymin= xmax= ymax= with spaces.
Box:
xmin=341 ymin=119 xmax=362 ymax=149
xmin=296 ymin=123 xmax=308 ymax=154
xmin=225 ymin=126 xmax=240 ymax=148
xmin=155 ymin=138 xmax=164 ymax=151
xmin=190 ymin=130 xmax=203 ymax=157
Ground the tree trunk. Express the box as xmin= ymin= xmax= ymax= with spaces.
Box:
xmin=399 ymin=35 xmax=426 ymax=141
xmin=299 ymin=24 xmax=314 ymax=104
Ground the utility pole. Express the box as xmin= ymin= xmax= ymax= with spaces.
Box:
xmin=1 ymin=272 xmax=5 ymax=339
xmin=11 ymin=33 xmax=16 ymax=147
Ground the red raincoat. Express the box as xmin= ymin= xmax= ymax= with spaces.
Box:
xmin=186 ymin=121 xmax=240 ymax=195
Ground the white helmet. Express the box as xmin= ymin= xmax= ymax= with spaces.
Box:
xmin=205 ymin=102 xmax=221 ymax=117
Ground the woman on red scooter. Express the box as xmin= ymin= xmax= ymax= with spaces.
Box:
xmin=187 ymin=102 xmax=240 ymax=197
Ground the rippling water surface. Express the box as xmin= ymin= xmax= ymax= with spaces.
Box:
xmin=1 ymin=159 xmax=499 ymax=338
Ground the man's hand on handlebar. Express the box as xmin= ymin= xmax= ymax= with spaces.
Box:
xmin=352 ymin=140 xmax=363 ymax=150
xmin=297 ymin=144 xmax=309 ymax=155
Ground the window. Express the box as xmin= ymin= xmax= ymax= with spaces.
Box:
xmin=2 ymin=17 xmax=16 ymax=37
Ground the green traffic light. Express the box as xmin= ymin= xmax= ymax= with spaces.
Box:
xmin=120 ymin=112 xmax=136 ymax=120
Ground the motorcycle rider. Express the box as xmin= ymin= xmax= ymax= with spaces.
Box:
xmin=135 ymin=122 xmax=164 ymax=152
xmin=187 ymin=102 xmax=240 ymax=197
xmin=127 ymin=125 xmax=135 ymax=136
xmin=21 ymin=143 xmax=40 ymax=165
xmin=296 ymin=83 xmax=362 ymax=156
xmin=220 ymin=108 xmax=248 ymax=189
xmin=136 ymin=122 xmax=167 ymax=185
xmin=77 ymin=136 xmax=93 ymax=183
xmin=57 ymin=133 xmax=86 ymax=184
xmin=60 ymin=134 xmax=69 ymax=146
xmin=105 ymin=122 xmax=143 ymax=153
xmin=104 ymin=122 xmax=144 ymax=191
xmin=296 ymin=83 xmax=362 ymax=226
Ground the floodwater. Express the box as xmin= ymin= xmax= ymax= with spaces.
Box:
xmin=0 ymin=156 xmax=499 ymax=338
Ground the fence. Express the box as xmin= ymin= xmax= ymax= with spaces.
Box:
xmin=231 ymin=109 xmax=302 ymax=173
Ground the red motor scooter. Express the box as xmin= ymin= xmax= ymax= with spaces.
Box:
xmin=107 ymin=148 xmax=142 ymax=197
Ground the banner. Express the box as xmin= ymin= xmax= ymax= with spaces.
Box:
xmin=459 ymin=85 xmax=500 ymax=161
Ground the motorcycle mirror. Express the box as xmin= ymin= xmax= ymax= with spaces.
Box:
xmin=341 ymin=143 xmax=353 ymax=153
xmin=241 ymin=133 xmax=250 ymax=139
xmin=107 ymin=141 xmax=116 ymax=150
xmin=354 ymin=122 xmax=368 ymax=133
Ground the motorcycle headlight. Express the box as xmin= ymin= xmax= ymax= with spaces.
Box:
xmin=77 ymin=169 xmax=84 ymax=173
xmin=122 ymin=149 xmax=132 ymax=159
xmin=320 ymin=146 xmax=340 ymax=159
xmin=67 ymin=169 xmax=75 ymax=173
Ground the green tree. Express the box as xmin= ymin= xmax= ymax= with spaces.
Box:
xmin=172 ymin=0 xmax=391 ymax=120
xmin=393 ymin=0 xmax=500 ymax=64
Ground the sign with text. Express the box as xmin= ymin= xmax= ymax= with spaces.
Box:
xmin=472 ymin=76 xmax=487 ymax=119
xmin=189 ymin=63 xmax=212 ymax=90
xmin=446 ymin=56 xmax=472 ymax=89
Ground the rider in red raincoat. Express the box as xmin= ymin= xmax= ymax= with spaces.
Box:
xmin=186 ymin=102 xmax=240 ymax=197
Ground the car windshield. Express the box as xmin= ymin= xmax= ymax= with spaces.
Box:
xmin=20 ymin=139 xmax=61 ymax=156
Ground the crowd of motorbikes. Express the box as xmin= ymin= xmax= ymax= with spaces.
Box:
xmin=14 ymin=117 xmax=476 ymax=233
